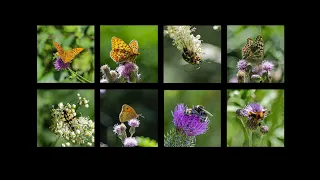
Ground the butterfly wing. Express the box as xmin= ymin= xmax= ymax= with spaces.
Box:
xmin=251 ymin=35 xmax=264 ymax=60
xmin=242 ymin=38 xmax=254 ymax=59
xmin=54 ymin=41 xmax=66 ymax=62
xmin=110 ymin=36 xmax=133 ymax=63
xmin=129 ymin=40 xmax=139 ymax=55
xmin=64 ymin=48 xmax=84 ymax=63
xmin=119 ymin=104 xmax=138 ymax=122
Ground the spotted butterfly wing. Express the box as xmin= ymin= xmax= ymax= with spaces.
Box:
xmin=110 ymin=36 xmax=137 ymax=63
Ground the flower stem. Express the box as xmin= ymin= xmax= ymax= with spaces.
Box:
xmin=53 ymin=135 xmax=61 ymax=147
xmin=67 ymin=68 xmax=92 ymax=83
xmin=238 ymin=117 xmax=251 ymax=147
xmin=258 ymin=134 xmax=264 ymax=147
xmin=248 ymin=131 xmax=252 ymax=147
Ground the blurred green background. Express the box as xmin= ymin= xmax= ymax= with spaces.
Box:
xmin=227 ymin=25 xmax=284 ymax=83
xmin=100 ymin=25 xmax=158 ymax=83
xmin=227 ymin=89 xmax=284 ymax=147
xmin=100 ymin=89 xmax=158 ymax=147
xmin=164 ymin=26 xmax=221 ymax=83
xmin=37 ymin=25 xmax=95 ymax=83
xmin=37 ymin=90 xmax=94 ymax=147
xmin=164 ymin=90 xmax=221 ymax=147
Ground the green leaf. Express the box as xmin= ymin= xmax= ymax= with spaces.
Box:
xmin=137 ymin=136 xmax=158 ymax=147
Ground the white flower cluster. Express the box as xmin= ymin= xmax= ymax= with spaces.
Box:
xmin=49 ymin=94 xmax=94 ymax=147
xmin=164 ymin=26 xmax=203 ymax=57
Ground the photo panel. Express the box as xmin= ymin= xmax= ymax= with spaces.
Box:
xmin=37 ymin=25 xmax=95 ymax=83
xmin=100 ymin=25 xmax=158 ymax=83
xmin=100 ymin=89 xmax=158 ymax=147
xmin=37 ymin=89 xmax=95 ymax=147
xmin=164 ymin=90 xmax=221 ymax=147
xmin=227 ymin=25 xmax=284 ymax=83
xmin=227 ymin=89 xmax=284 ymax=147
xmin=163 ymin=25 xmax=221 ymax=83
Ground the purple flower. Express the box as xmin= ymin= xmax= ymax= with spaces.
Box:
xmin=124 ymin=137 xmax=138 ymax=147
xmin=128 ymin=119 xmax=140 ymax=128
xmin=113 ymin=123 xmax=126 ymax=135
xmin=54 ymin=57 xmax=70 ymax=71
xmin=100 ymin=89 xmax=106 ymax=94
xmin=262 ymin=60 xmax=274 ymax=71
xmin=242 ymin=103 xmax=266 ymax=119
xmin=172 ymin=104 xmax=209 ymax=136
xmin=116 ymin=63 xmax=138 ymax=79
xmin=229 ymin=76 xmax=238 ymax=83
xmin=237 ymin=60 xmax=247 ymax=71
xmin=260 ymin=125 xmax=269 ymax=134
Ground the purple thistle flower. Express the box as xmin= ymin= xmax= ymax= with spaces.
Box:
xmin=237 ymin=60 xmax=247 ymax=71
xmin=242 ymin=103 xmax=266 ymax=118
xmin=113 ymin=123 xmax=126 ymax=135
xmin=124 ymin=137 xmax=138 ymax=147
xmin=116 ymin=63 xmax=138 ymax=79
xmin=54 ymin=57 xmax=70 ymax=71
xmin=262 ymin=60 xmax=274 ymax=71
xmin=128 ymin=119 xmax=140 ymax=128
xmin=172 ymin=104 xmax=209 ymax=136
xmin=260 ymin=125 xmax=269 ymax=134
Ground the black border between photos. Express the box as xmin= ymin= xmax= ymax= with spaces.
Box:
xmin=35 ymin=24 xmax=288 ymax=156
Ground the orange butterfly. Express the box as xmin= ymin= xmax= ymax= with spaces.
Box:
xmin=53 ymin=41 xmax=84 ymax=63
xmin=110 ymin=36 xmax=140 ymax=64
xmin=119 ymin=104 xmax=143 ymax=123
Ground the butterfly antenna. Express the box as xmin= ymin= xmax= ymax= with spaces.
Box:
xmin=139 ymin=114 xmax=145 ymax=118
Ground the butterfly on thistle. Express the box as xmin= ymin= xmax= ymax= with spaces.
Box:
xmin=241 ymin=35 xmax=264 ymax=65
xmin=110 ymin=36 xmax=140 ymax=64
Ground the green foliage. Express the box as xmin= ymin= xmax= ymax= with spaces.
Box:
xmin=164 ymin=90 xmax=221 ymax=147
xmin=227 ymin=89 xmax=284 ymax=147
xmin=37 ymin=90 xmax=94 ymax=147
xmin=164 ymin=129 xmax=196 ymax=147
xmin=37 ymin=26 xmax=94 ymax=83
xmin=100 ymin=25 xmax=158 ymax=83
xmin=227 ymin=25 xmax=284 ymax=83
xmin=137 ymin=136 xmax=158 ymax=147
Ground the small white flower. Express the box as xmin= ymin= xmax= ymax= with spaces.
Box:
xmin=58 ymin=103 xmax=63 ymax=109
xmin=76 ymin=130 xmax=81 ymax=134
xmin=100 ymin=79 xmax=108 ymax=83
xmin=79 ymin=102 xmax=82 ymax=105
xmin=70 ymin=132 xmax=76 ymax=136
xmin=58 ymin=130 xmax=63 ymax=135
xmin=71 ymin=109 xmax=75 ymax=113
xmin=213 ymin=25 xmax=221 ymax=30
xmin=72 ymin=104 xmax=76 ymax=109
xmin=87 ymin=142 xmax=92 ymax=146
xmin=78 ymin=97 xmax=82 ymax=100
xmin=85 ymin=131 xmax=91 ymax=136
xmin=62 ymin=143 xmax=66 ymax=147
xmin=73 ymin=113 xmax=76 ymax=117
xmin=92 ymin=137 xmax=94 ymax=143
xmin=67 ymin=103 xmax=71 ymax=108
xmin=85 ymin=104 xmax=89 ymax=108
xmin=77 ymin=93 xmax=80 ymax=96
xmin=66 ymin=142 xmax=70 ymax=146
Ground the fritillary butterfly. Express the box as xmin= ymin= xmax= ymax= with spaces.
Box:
xmin=110 ymin=36 xmax=140 ymax=64
xmin=53 ymin=41 xmax=84 ymax=63
xmin=241 ymin=35 xmax=264 ymax=64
